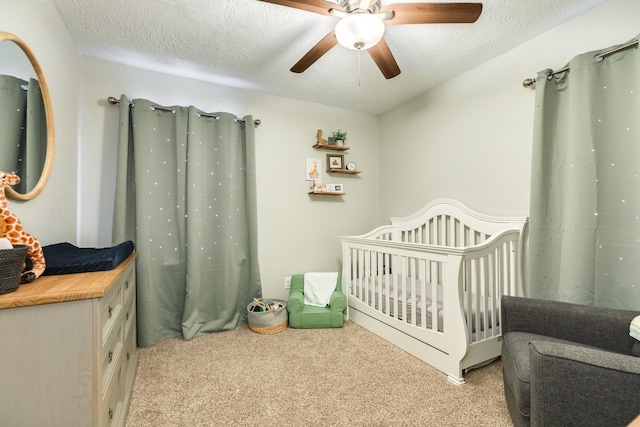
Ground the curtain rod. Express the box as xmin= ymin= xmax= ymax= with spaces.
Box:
xmin=107 ymin=96 xmax=261 ymax=127
xmin=522 ymin=39 xmax=639 ymax=89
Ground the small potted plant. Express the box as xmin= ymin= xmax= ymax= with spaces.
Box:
xmin=332 ymin=130 xmax=347 ymax=146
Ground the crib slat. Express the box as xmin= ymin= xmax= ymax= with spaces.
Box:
xmin=358 ymin=249 xmax=365 ymax=300
xmin=482 ymin=251 xmax=491 ymax=340
xmin=464 ymin=258 xmax=472 ymax=343
xmin=409 ymin=257 xmax=415 ymax=326
xmin=349 ymin=248 xmax=354 ymax=297
xmin=512 ymin=240 xmax=519 ymax=296
xmin=419 ymin=259 xmax=426 ymax=329
xmin=431 ymin=258 xmax=439 ymax=322
xmin=400 ymin=257 xmax=407 ymax=323
xmin=365 ymin=249 xmax=369 ymax=299
xmin=491 ymin=245 xmax=501 ymax=337
xmin=384 ymin=253 xmax=390 ymax=316
xmin=375 ymin=250 xmax=381 ymax=308
xmin=475 ymin=257 xmax=482 ymax=341
xmin=476 ymin=257 xmax=481 ymax=341
xmin=429 ymin=259 xmax=437 ymax=332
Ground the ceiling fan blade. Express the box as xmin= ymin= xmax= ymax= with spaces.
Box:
xmin=257 ymin=0 xmax=342 ymax=16
xmin=291 ymin=31 xmax=339 ymax=73
xmin=367 ymin=38 xmax=401 ymax=79
xmin=382 ymin=2 xmax=482 ymax=25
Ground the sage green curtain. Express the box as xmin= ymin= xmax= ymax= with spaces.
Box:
xmin=529 ymin=35 xmax=640 ymax=309
xmin=0 ymin=74 xmax=25 ymax=176
xmin=0 ymin=75 xmax=46 ymax=193
xmin=23 ymin=77 xmax=47 ymax=192
xmin=113 ymin=95 xmax=261 ymax=347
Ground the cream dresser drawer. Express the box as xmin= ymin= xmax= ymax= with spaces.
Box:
xmin=122 ymin=267 xmax=135 ymax=307
xmin=123 ymin=291 xmax=136 ymax=342
xmin=100 ymin=279 xmax=123 ymax=339
xmin=100 ymin=356 xmax=123 ymax=427
xmin=101 ymin=321 xmax=123 ymax=394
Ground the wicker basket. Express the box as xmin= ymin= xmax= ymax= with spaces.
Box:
xmin=247 ymin=299 xmax=288 ymax=334
xmin=0 ymin=244 xmax=29 ymax=295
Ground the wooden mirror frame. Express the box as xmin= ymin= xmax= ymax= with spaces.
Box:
xmin=0 ymin=31 xmax=54 ymax=201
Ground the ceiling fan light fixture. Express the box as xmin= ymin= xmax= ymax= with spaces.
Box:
xmin=335 ymin=13 xmax=385 ymax=50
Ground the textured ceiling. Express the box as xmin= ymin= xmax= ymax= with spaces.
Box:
xmin=51 ymin=0 xmax=606 ymax=114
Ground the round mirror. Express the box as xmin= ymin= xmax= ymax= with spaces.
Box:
xmin=0 ymin=31 xmax=54 ymax=200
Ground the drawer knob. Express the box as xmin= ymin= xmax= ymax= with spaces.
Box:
xmin=108 ymin=350 xmax=113 ymax=363
xmin=125 ymin=280 xmax=129 ymax=289
xmin=108 ymin=306 xmax=113 ymax=318
xmin=127 ymin=352 xmax=130 ymax=361
xmin=109 ymin=408 xmax=113 ymax=420
xmin=126 ymin=312 xmax=129 ymax=321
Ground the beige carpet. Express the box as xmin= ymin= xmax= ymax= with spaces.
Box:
xmin=125 ymin=320 xmax=513 ymax=426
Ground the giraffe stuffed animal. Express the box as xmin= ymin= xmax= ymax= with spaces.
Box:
xmin=0 ymin=171 xmax=45 ymax=283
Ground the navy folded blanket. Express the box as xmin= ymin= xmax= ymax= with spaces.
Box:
xmin=32 ymin=240 xmax=135 ymax=276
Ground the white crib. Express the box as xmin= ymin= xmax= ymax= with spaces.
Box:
xmin=340 ymin=199 xmax=528 ymax=384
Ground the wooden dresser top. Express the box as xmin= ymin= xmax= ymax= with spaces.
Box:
xmin=0 ymin=253 xmax=137 ymax=309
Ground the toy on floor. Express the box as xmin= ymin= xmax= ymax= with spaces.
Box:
xmin=248 ymin=298 xmax=285 ymax=312
xmin=0 ymin=171 xmax=46 ymax=283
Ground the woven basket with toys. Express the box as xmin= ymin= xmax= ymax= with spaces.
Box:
xmin=247 ymin=298 xmax=288 ymax=334
xmin=0 ymin=217 xmax=29 ymax=294
xmin=0 ymin=244 xmax=29 ymax=294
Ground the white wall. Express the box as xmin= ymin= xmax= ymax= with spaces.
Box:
xmin=0 ymin=0 xmax=81 ymax=244
xmin=79 ymin=58 xmax=380 ymax=300
xmin=379 ymin=0 xmax=640 ymax=220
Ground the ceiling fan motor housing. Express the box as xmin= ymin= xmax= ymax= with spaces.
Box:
xmin=338 ymin=0 xmax=381 ymax=14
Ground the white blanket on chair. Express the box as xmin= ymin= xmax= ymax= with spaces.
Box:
xmin=631 ymin=315 xmax=640 ymax=341
xmin=304 ymin=272 xmax=338 ymax=307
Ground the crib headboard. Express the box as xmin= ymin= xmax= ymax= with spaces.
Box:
xmin=388 ymin=199 xmax=527 ymax=248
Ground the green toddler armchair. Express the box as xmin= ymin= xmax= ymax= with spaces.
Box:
xmin=287 ymin=274 xmax=346 ymax=328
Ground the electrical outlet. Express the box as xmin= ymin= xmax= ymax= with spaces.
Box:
xmin=284 ymin=276 xmax=292 ymax=289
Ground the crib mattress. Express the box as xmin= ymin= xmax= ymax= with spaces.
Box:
xmin=353 ymin=275 xmax=442 ymax=329
xmin=353 ymin=274 xmax=496 ymax=333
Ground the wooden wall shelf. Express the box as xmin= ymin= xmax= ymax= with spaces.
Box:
xmin=313 ymin=144 xmax=349 ymax=151
xmin=308 ymin=191 xmax=345 ymax=196
xmin=327 ymin=168 xmax=361 ymax=175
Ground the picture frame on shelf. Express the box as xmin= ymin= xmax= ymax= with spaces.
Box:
xmin=327 ymin=154 xmax=344 ymax=170
xmin=327 ymin=183 xmax=344 ymax=192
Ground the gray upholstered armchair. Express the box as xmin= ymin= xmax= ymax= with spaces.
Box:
xmin=501 ymin=295 xmax=640 ymax=427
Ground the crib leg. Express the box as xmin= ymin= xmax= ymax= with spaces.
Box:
xmin=447 ymin=374 xmax=465 ymax=386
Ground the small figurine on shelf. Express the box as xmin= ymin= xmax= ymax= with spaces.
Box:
xmin=332 ymin=130 xmax=347 ymax=146
xmin=316 ymin=129 xmax=327 ymax=145
xmin=311 ymin=177 xmax=326 ymax=192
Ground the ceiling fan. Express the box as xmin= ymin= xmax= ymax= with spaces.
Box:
xmin=258 ymin=0 xmax=483 ymax=79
